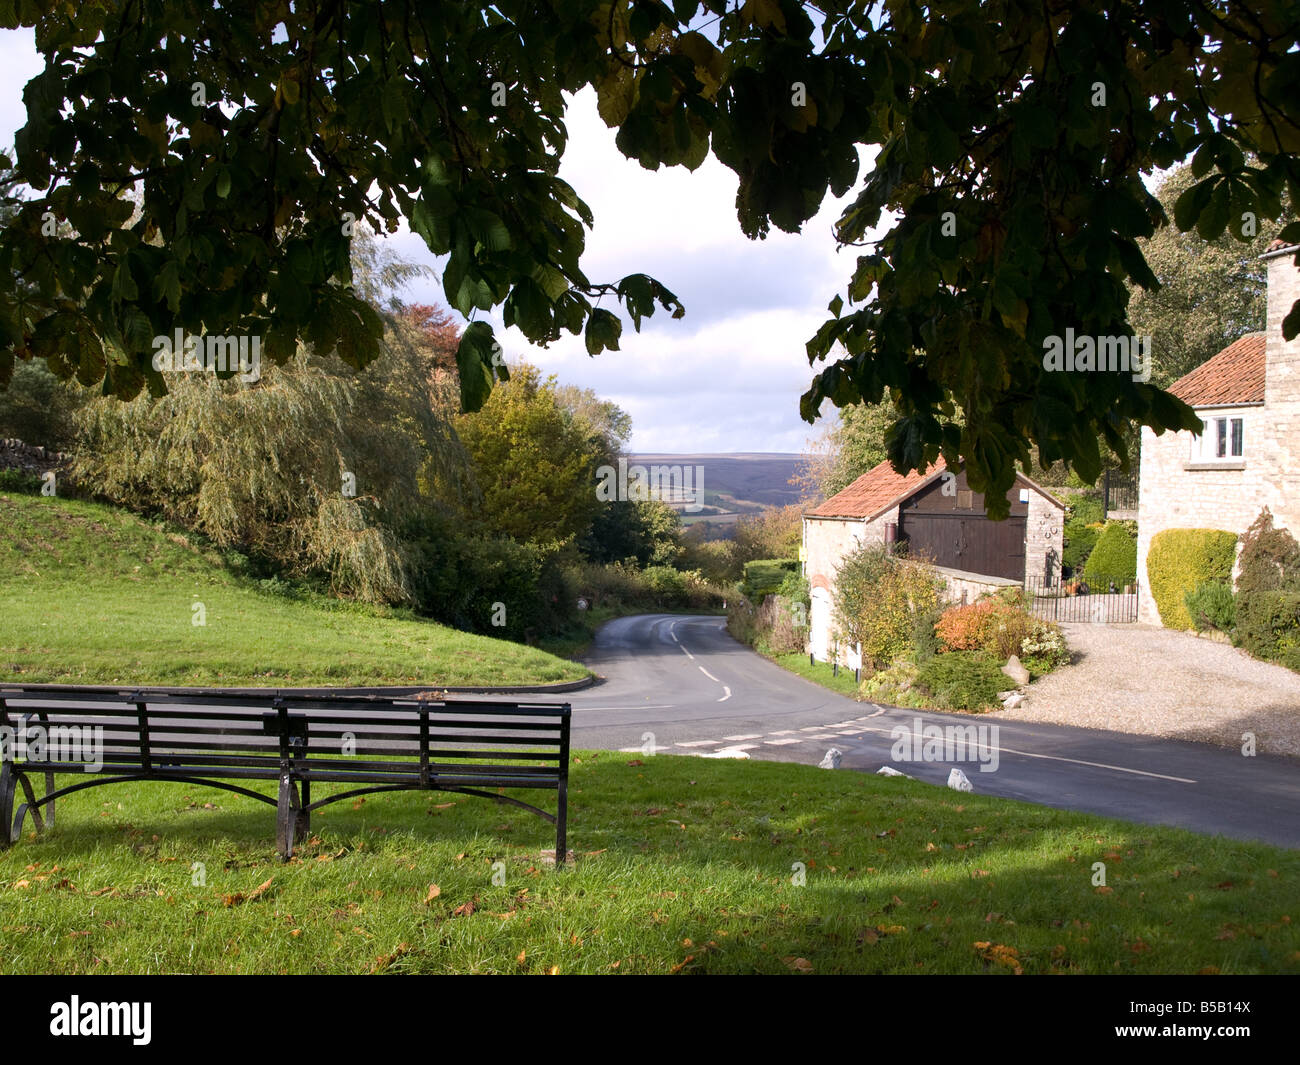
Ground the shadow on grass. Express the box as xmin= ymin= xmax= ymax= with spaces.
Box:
xmin=3 ymin=755 xmax=1297 ymax=974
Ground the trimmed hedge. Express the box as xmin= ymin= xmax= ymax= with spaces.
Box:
xmin=742 ymin=557 xmax=799 ymax=600
xmin=1083 ymin=521 xmax=1137 ymax=586
xmin=1146 ymin=528 xmax=1239 ymax=630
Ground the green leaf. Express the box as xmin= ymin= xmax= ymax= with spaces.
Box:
xmin=584 ymin=307 xmax=622 ymax=355
xmin=456 ymin=320 xmax=500 ymax=412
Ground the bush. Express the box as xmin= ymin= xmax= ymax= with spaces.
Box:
xmin=915 ymin=651 xmax=1005 ymax=712
xmin=741 ymin=558 xmax=799 ymax=600
xmin=861 ymin=661 xmax=928 ymax=709
xmin=1068 ymin=496 xmax=1105 ymax=525
xmin=1235 ymin=591 xmax=1300 ymax=662
xmin=1146 ymin=528 xmax=1239 ymax=630
xmin=934 ymin=599 xmax=1033 ymax=660
xmin=1019 ymin=620 xmax=1070 ymax=672
xmin=1062 ymin=521 xmax=1100 ymax=574
xmin=1236 ymin=508 xmax=1300 ymax=601
xmin=1185 ymin=580 xmax=1237 ymax=634
xmin=754 ymin=595 xmax=807 ymax=655
xmin=832 ymin=545 xmax=945 ymax=668
xmin=1083 ymin=521 xmax=1137 ymax=586
xmin=0 ymin=469 xmax=43 ymax=494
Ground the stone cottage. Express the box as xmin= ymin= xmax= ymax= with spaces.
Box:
xmin=1136 ymin=241 xmax=1300 ymax=625
xmin=802 ymin=458 xmax=1065 ymax=665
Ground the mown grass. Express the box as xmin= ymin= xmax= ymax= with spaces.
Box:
xmin=2 ymin=753 xmax=1296 ymax=974
xmin=0 ymin=493 xmax=588 ymax=688
xmin=770 ymin=652 xmax=864 ymax=697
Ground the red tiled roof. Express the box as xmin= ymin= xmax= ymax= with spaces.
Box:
xmin=1168 ymin=333 xmax=1266 ymax=408
xmin=806 ymin=457 xmax=947 ymax=519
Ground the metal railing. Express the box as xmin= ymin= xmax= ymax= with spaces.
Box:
xmin=1024 ymin=573 xmax=1139 ymax=623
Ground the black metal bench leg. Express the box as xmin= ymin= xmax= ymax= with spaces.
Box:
xmin=276 ymin=773 xmax=300 ymax=861
xmin=555 ymin=781 xmax=568 ymax=868
xmin=12 ymin=770 xmax=45 ymax=844
xmin=0 ymin=764 xmax=14 ymax=850
xmin=43 ymin=771 xmax=55 ymax=829
xmin=295 ymin=779 xmax=310 ymax=844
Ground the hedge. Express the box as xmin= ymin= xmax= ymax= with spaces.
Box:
xmin=742 ymin=557 xmax=799 ymax=600
xmin=1146 ymin=528 xmax=1239 ymax=630
xmin=1083 ymin=521 xmax=1137 ymax=586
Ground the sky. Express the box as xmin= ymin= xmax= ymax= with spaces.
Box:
xmin=0 ymin=28 xmax=875 ymax=456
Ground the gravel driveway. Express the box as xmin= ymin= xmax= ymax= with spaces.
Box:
xmin=995 ymin=623 xmax=1300 ymax=759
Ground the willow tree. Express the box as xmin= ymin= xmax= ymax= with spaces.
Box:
xmin=2 ymin=0 xmax=1298 ymax=516
xmin=73 ymin=229 xmax=468 ymax=602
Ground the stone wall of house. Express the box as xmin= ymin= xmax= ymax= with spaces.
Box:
xmin=1263 ymin=247 xmax=1300 ymax=536
xmin=802 ymin=514 xmax=891 ymax=592
xmin=1135 ymin=247 xmax=1300 ymax=624
xmin=1024 ymin=487 xmax=1066 ymax=583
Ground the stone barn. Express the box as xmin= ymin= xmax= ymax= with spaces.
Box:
xmin=801 ymin=458 xmax=1065 ymax=666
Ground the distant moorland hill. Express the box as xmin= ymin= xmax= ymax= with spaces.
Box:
xmin=628 ymin=453 xmax=804 ymax=535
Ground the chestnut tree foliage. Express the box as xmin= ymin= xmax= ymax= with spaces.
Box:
xmin=1 ymin=0 xmax=1298 ymax=516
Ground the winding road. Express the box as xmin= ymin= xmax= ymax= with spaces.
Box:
xmin=566 ymin=614 xmax=1300 ymax=849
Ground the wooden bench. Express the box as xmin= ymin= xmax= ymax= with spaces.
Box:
xmin=0 ymin=685 xmax=570 ymax=863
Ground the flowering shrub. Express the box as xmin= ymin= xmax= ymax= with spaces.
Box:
xmin=1019 ymin=620 xmax=1069 ymax=671
xmin=935 ymin=599 xmax=1032 ymax=659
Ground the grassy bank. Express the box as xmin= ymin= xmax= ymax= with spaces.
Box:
xmin=0 ymin=493 xmax=588 ymax=688
xmin=2 ymin=752 xmax=1295 ymax=974
xmin=769 ymin=652 xmax=864 ymax=697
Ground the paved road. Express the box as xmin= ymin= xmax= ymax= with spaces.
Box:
xmin=565 ymin=614 xmax=1300 ymax=849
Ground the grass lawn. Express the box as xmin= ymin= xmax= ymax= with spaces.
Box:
xmin=0 ymin=493 xmax=588 ymax=688
xmin=770 ymin=652 xmax=864 ymax=697
xmin=2 ymin=752 xmax=1296 ymax=974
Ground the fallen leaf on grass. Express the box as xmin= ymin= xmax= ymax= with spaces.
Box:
xmin=625 ymin=759 xmax=643 ymax=767
xmin=424 ymin=884 xmax=441 ymax=904
xmin=452 ymin=897 xmax=478 ymax=918
xmin=370 ymin=943 xmax=410 ymax=973
xmin=224 ymin=877 xmax=273 ymax=907
xmin=516 ymin=949 xmax=527 ymax=965
xmin=974 ymin=941 xmax=1023 ymax=974
xmin=782 ymin=956 xmax=814 ymax=972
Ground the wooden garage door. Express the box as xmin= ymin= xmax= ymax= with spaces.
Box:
xmin=899 ymin=513 xmax=1027 ymax=580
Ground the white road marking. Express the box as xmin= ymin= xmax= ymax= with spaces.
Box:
xmin=798 ymin=726 xmax=825 ymax=732
xmin=765 ymin=738 xmax=802 ymax=746
xmin=718 ymin=686 xmax=732 ymax=702
xmin=724 ymin=734 xmax=763 ymax=741
xmin=698 ymin=666 xmax=720 ymax=682
xmin=676 ymin=739 xmax=721 ymax=748
xmin=581 ymin=705 xmax=674 ymax=711
xmin=696 ymin=748 xmax=751 ymax=759
xmin=853 ymin=725 xmax=1197 ymax=783
xmin=768 ymin=730 xmax=797 ymax=736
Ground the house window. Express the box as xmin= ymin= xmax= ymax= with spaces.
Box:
xmin=957 ymin=489 xmax=973 ymax=510
xmin=1190 ymin=415 xmax=1245 ymax=464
